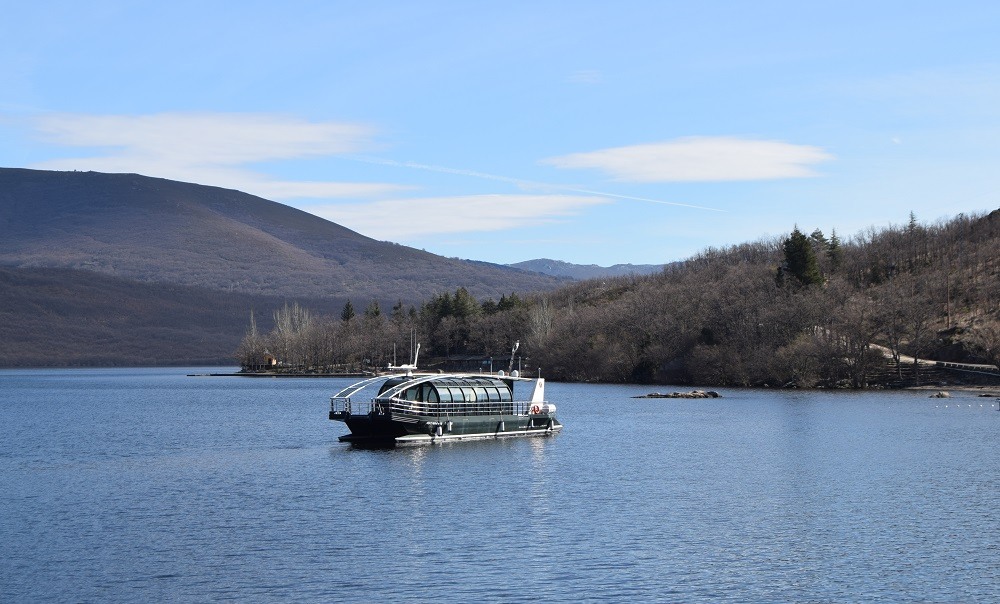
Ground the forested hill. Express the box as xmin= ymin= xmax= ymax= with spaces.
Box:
xmin=0 ymin=168 xmax=564 ymax=301
xmin=239 ymin=209 xmax=1000 ymax=388
xmin=533 ymin=210 xmax=1000 ymax=385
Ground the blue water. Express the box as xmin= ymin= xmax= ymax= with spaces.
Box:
xmin=1 ymin=368 xmax=998 ymax=602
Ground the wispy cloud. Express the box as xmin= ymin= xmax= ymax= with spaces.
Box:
xmin=542 ymin=136 xmax=833 ymax=182
xmin=344 ymin=155 xmax=723 ymax=211
xmin=27 ymin=112 xmax=408 ymax=198
xmin=19 ymin=112 xmax=726 ymax=243
xmin=298 ymin=194 xmax=611 ymax=240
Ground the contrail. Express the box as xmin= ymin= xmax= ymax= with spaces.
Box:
xmin=344 ymin=155 xmax=725 ymax=212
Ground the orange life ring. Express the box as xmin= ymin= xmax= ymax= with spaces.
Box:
xmin=531 ymin=405 xmax=541 ymax=414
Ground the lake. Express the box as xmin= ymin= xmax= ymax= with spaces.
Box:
xmin=1 ymin=368 xmax=998 ymax=602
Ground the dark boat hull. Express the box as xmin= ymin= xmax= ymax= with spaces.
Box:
xmin=332 ymin=411 xmax=561 ymax=446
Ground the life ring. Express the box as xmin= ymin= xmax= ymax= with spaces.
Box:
xmin=530 ymin=405 xmax=541 ymax=414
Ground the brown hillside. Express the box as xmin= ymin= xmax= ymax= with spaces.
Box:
xmin=0 ymin=168 xmax=564 ymax=301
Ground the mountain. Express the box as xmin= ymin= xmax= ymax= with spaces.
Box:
xmin=0 ymin=167 xmax=568 ymax=366
xmin=0 ymin=265 xmax=300 ymax=366
xmin=0 ymin=168 xmax=564 ymax=302
xmin=510 ymin=258 xmax=666 ymax=280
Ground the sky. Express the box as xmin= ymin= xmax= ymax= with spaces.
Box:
xmin=2 ymin=1 xmax=999 ymax=266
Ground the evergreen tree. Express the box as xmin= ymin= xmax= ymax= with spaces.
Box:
xmin=780 ymin=227 xmax=824 ymax=287
xmin=341 ymin=300 xmax=355 ymax=322
xmin=497 ymin=293 xmax=522 ymax=312
xmin=810 ymin=228 xmax=828 ymax=248
xmin=435 ymin=292 xmax=453 ymax=318
xmin=451 ymin=287 xmax=479 ymax=319
xmin=827 ymin=229 xmax=843 ymax=271
xmin=481 ymin=298 xmax=499 ymax=315
xmin=391 ymin=299 xmax=406 ymax=321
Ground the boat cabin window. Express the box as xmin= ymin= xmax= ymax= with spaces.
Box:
xmin=397 ymin=384 xmax=438 ymax=402
xmin=384 ymin=376 xmax=514 ymax=406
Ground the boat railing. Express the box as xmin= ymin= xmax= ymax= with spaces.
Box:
xmin=330 ymin=396 xmax=389 ymax=416
xmin=387 ymin=397 xmax=522 ymax=418
xmin=330 ymin=395 xmax=542 ymax=418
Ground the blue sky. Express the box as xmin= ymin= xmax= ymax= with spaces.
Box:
xmin=2 ymin=1 xmax=999 ymax=265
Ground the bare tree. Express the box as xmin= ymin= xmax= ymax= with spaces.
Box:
xmin=236 ymin=310 xmax=268 ymax=370
xmin=965 ymin=321 xmax=1000 ymax=368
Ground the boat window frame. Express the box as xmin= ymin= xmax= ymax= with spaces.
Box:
xmin=425 ymin=385 xmax=439 ymax=404
xmin=473 ymin=386 xmax=490 ymax=403
xmin=435 ymin=386 xmax=452 ymax=403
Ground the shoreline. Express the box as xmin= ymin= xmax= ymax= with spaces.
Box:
xmin=905 ymin=384 xmax=1000 ymax=396
xmin=188 ymin=372 xmax=371 ymax=378
xmin=190 ymin=371 xmax=1000 ymax=396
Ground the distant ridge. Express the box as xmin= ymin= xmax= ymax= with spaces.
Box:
xmin=0 ymin=168 xmax=564 ymax=302
xmin=510 ymin=258 xmax=665 ymax=280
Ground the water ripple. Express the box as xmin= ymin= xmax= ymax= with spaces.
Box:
xmin=1 ymin=370 xmax=998 ymax=602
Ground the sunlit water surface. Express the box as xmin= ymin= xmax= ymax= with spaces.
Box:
xmin=1 ymin=368 xmax=998 ymax=602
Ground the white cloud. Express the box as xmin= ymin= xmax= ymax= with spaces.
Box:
xmin=297 ymin=194 xmax=610 ymax=240
xmin=541 ymin=136 xmax=833 ymax=182
xmin=34 ymin=112 xmax=374 ymax=161
xmin=27 ymin=112 xmax=407 ymax=199
xmin=247 ymin=179 xmax=412 ymax=200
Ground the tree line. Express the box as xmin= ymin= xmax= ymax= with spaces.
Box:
xmin=237 ymin=209 xmax=1000 ymax=387
xmin=236 ymin=289 xmax=529 ymax=374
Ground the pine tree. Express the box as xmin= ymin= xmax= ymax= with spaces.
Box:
xmin=827 ymin=229 xmax=843 ymax=272
xmin=451 ymin=287 xmax=479 ymax=319
xmin=781 ymin=227 xmax=824 ymax=287
xmin=341 ymin=300 xmax=355 ymax=323
xmin=810 ymin=228 xmax=828 ymax=248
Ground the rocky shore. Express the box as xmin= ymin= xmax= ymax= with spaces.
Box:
xmin=634 ymin=390 xmax=722 ymax=399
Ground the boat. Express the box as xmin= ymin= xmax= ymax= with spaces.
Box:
xmin=328 ymin=343 xmax=561 ymax=445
